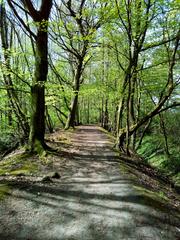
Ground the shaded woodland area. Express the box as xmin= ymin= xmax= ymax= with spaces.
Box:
xmin=0 ymin=0 xmax=180 ymax=186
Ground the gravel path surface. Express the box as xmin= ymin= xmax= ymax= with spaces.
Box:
xmin=0 ymin=126 xmax=180 ymax=240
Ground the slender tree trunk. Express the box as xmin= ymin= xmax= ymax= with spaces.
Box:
xmin=104 ymin=98 xmax=109 ymax=130
xmin=65 ymin=93 xmax=79 ymax=129
xmin=45 ymin=106 xmax=54 ymax=133
xmin=65 ymin=59 xmax=82 ymax=129
xmin=126 ymin=75 xmax=131 ymax=156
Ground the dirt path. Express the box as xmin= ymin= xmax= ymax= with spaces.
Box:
xmin=0 ymin=126 xmax=180 ymax=240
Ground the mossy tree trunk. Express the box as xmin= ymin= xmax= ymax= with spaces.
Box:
xmin=7 ymin=0 xmax=53 ymax=152
xmin=27 ymin=1 xmax=53 ymax=151
xmin=28 ymin=27 xmax=48 ymax=150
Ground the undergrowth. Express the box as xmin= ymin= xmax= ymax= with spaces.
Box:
xmin=0 ymin=134 xmax=15 ymax=153
xmin=137 ymin=135 xmax=180 ymax=186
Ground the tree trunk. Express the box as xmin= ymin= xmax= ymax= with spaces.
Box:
xmin=24 ymin=0 xmax=53 ymax=152
xmin=29 ymin=29 xmax=49 ymax=150
xmin=103 ymin=98 xmax=109 ymax=130
xmin=45 ymin=106 xmax=54 ymax=133
xmin=65 ymin=59 xmax=82 ymax=129
xmin=7 ymin=0 xmax=53 ymax=152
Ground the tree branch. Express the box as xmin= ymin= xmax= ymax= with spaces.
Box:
xmin=7 ymin=0 xmax=36 ymax=39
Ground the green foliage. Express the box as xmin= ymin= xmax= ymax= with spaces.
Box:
xmin=0 ymin=124 xmax=17 ymax=153
xmin=137 ymin=135 xmax=164 ymax=160
xmin=137 ymin=135 xmax=180 ymax=178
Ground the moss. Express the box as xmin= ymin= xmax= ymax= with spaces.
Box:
xmin=0 ymin=169 xmax=7 ymax=175
xmin=39 ymin=154 xmax=52 ymax=165
xmin=0 ymin=184 xmax=11 ymax=201
xmin=56 ymin=136 xmax=71 ymax=144
xmin=119 ymin=163 xmax=130 ymax=174
xmin=134 ymin=185 xmax=168 ymax=204
xmin=0 ymin=153 xmax=38 ymax=176
xmin=61 ymin=138 xmax=71 ymax=145
xmin=34 ymin=140 xmax=46 ymax=156
xmin=0 ymin=156 xmax=22 ymax=168
xmin=10 ymin=162 xmax=38 ymax=175
xmin=66 ymin=127 xmax=76 ymax=132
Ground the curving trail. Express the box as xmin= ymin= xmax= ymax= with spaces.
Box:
xmin=0 ymin=126 xmax=179 ymax=240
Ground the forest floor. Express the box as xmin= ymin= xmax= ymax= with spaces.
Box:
xmin=0 ymin=125 xmax=180 ymax=240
